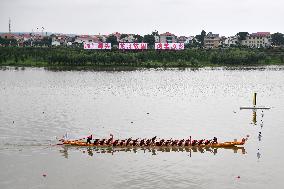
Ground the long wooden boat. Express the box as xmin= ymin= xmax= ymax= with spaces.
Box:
xmin=60 ymin=138 xmax=246 ymax=149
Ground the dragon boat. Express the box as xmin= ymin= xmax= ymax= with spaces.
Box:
xmin=59 ymin=137 xmax=246 ymax=149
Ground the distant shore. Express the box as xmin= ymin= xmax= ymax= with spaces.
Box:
xmin=0 ymin=47 xmax=284 ymax=70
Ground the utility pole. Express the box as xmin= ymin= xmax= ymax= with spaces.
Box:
xmin=9 ymin=18 xmax=11 ymax=33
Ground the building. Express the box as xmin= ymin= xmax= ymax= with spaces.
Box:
xmin=185 ymin=36 xmax=194 ymax=44
xmin=112 ymin=32 xmax=121 ymax=40
xmin=177 ymin=36 xmax=194 ymax=44
xmin=159 ymin=32 xmax=177 ymax=43
xmin=0 ymin=33 xmax=23 ymax=46
xmin=204 ymin=32 xmax=221 ymax=48
xmin=224 ymin=36 xmax=238 ymax=47
xmin=241 ymin=32 xmax=271 ymax=48
xmin=0 ymin=33 xmax=21 ymax=41
xmin=51 ymin=34 xmax=68 ymax=46
xmin=177 ymin=36 xmax=187 ymax=43
xmin=154 ymin=35 xmax=160 ymax=43
xmin=21 ymin=33 xmax=33 ymax=41
xmin=95 ymin=35 xmax=107 ymax=42
xmin=74 ymin=35 xmax=99 ymax=44
xmin=119 ymin=34 xmax=135 ymax=43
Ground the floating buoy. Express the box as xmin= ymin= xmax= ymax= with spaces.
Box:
xmin=236 ymin=176 xmax=240 ymax=179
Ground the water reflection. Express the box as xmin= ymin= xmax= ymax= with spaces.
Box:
xmin=58 ymin=146 xmax=246 ymax=159
xmin=252 ymin=110 xmax=257 ymax=125
xmin=258 ymin=132 xmax=262 ymax=141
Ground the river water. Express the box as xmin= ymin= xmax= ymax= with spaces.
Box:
xmin=0 ymin=66 xmax=284 ymax=189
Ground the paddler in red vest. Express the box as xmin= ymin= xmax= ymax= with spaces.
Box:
xmin=86 ymin=135 xmax=92 ymax=144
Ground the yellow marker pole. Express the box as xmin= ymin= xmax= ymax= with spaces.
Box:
xmin=253 ymin=93 xmax=257 ymax=106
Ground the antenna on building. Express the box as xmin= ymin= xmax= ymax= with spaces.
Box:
xmin=9 ymin=18 xmax=11 ymax=33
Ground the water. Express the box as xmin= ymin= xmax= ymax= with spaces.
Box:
xmin=0 ymin=66 xmax=283 ymax=189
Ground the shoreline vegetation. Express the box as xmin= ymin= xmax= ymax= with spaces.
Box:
xmin=0 ymin=47 xmax=284 ymax=70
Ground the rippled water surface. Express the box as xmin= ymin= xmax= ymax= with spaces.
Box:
xmin=0 ymin=66 xmax=284 ymax=189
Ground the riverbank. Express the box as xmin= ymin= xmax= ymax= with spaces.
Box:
xmin=1 ymin=47 xmax=284 ymax=69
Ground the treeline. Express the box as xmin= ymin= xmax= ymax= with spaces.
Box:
xmin=0 ymin=47 xmax=284 ymax=68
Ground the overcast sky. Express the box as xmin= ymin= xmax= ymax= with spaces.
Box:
xmin=0 ymin=0 xmax=283 ymax=36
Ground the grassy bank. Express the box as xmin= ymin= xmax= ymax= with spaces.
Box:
xmin=0 ymin=47 xmax=284 ymax=69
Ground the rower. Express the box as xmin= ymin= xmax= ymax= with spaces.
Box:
xmin=145 ymin=139 xmax=151 ymax=146
xmin=93 ymin=139 xmax=99 ymax=145
xmin=113 ymin=139 xmax=119 ymax=146
xmin=184 ymin=139 xmax=190 ymax=146
xmin=139 ymin=139 xmax=145 ymax=146
xmin=86 ymin=135 xmax=92 ymax=144
xmin=151 ymin=136 xmax=157 ymax=143
xmin=191 ymin=140 xmax=198 ymax=146
xmin=106 ymin=138 xmax=113 ymax=145
xmin=204 ymin=140 xmax=210 ymax=145
xmin=213 ymin=137 xmax=218 ymax=144
xmin=126 ymin=138 xmax=132 ymax=146
xmin=198 ymin=139 xmax=204 ymax=145
xmin=156 ymin=139 xmax=165 ymax=146
xmin=178 ymin=139 xmax=184 ymax=146
xmin=172 ymin=140 xmax=178 ymax=146
xmin=108 ymin=134 xmax=114 ymax=145
xmin=99 ymin=139 xmax=106 ymax=145
xmin=119 ymin=140 xmax=125 ymax=146
xmin=165 ymin=139 xmax=172 ymax=146
xmin=132 ymin=138 xmax=139 ymax=146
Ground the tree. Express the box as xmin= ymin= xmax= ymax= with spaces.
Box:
xmin=133 ymin=34 xmax=143 ymax=43
xmin=191 ymin=38 xmax=200 ymax=48
xmin=0 ymin=37 xmax=17 ymax=46
xmin=236 ymin=32 xmax=249 ymax=41
xmin=106 ymin=35 xmax=118 ymax=46
xmin=195 ymin=30 xmax=206 ymax=47
xmin=42 ymin=37 xmax=52 ymax=46
xmin=143 ymin=34 xmax=155 ymax=46
xmin=120 ymin=34 xmax=128 ymax=40
xmin=271 ymin=32 xmax=284 ymax=46
xmin=152 ymin=30 xmax=159 ymax=36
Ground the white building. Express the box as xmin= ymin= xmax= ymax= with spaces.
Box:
xmin=241 ymin=32 xmax=271 ymax=48
xmin=74 ymin=35 xmax=99 ymax=44
xmin=224 ymin=36 xmax=238 ymax=47
xmin=51 ymin=41 xmax=60 ymax=46
xmin=154 ymin=35 xmax=160 ymax=43
xmin=159 ymin=32 xmax=177 ymax=43
xmin=185 ymin=36 xmax=194 ymax=44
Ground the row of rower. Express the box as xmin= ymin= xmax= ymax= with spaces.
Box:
xmin=83 ymin=135 xmax=218 ymax=147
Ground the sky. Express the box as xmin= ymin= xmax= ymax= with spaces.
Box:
xmin=0 ymin=0 xmax=283 ymax=36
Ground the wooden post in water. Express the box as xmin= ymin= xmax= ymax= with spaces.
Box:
xmin=253 ymin=93 xmax=257 ymax=106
